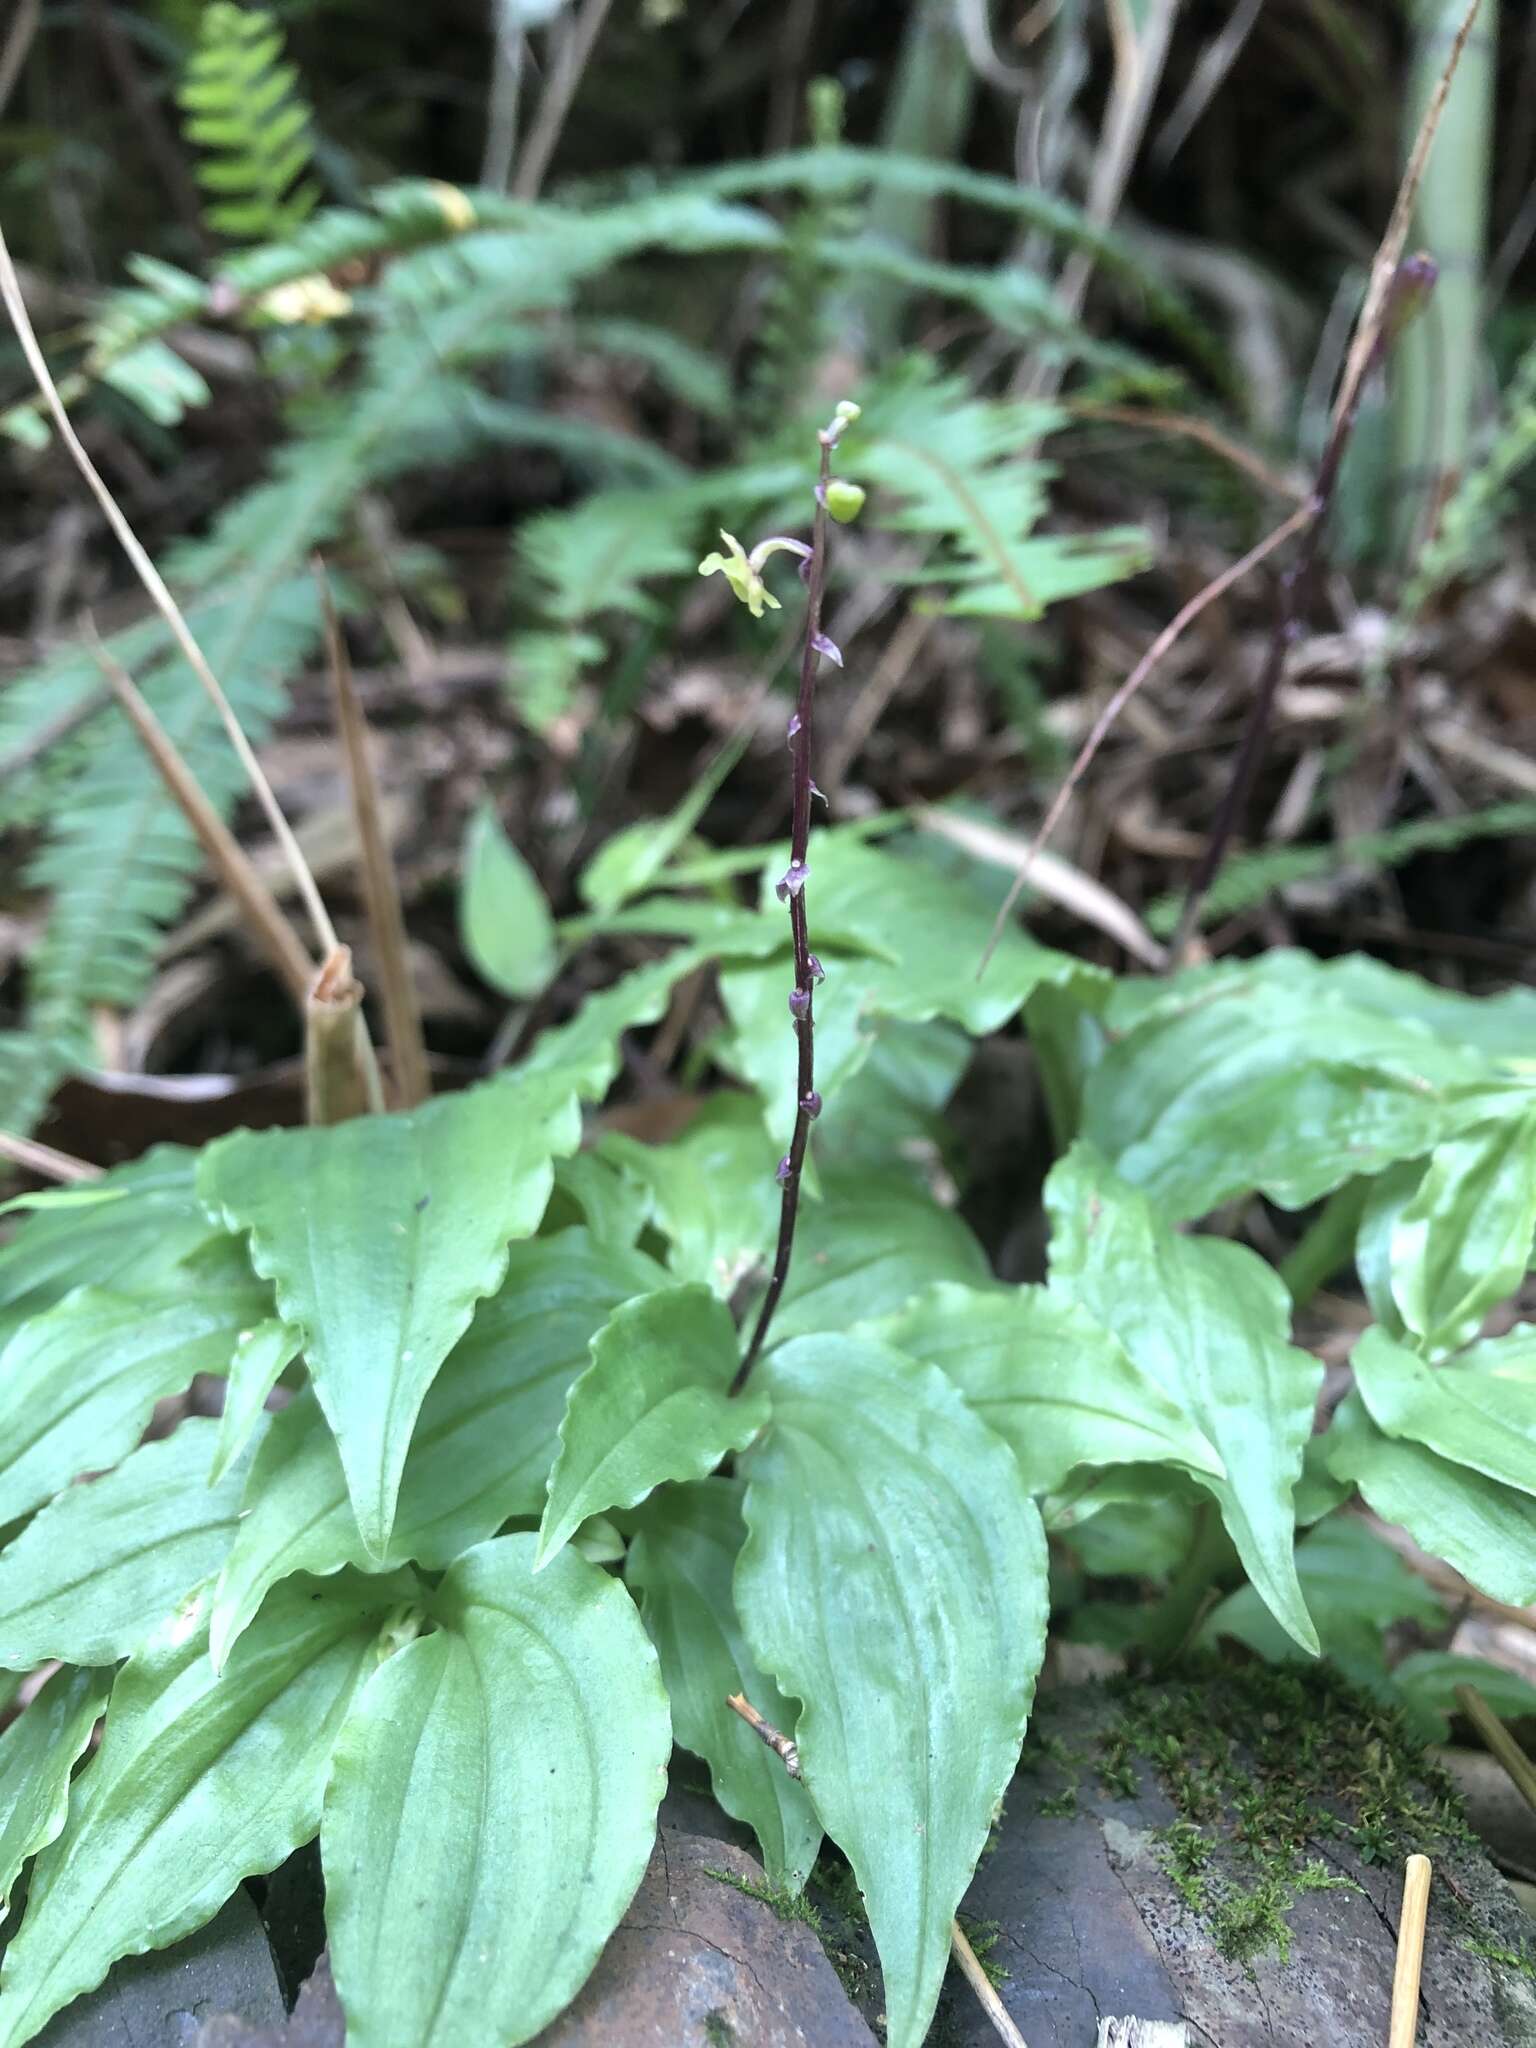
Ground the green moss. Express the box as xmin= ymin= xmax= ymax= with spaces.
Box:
xmin=703 ymin=2013 xmax=736 ymax=2047
xmin=956 ymin=1913 xmax=1008 ymax=1991
xmin=1100 ymin=1661 xmax=1466 ymax=1969
xmin=1466 ymin=1935 xmax=1536 ymax=1980
xmin=703 ymin=1866 xmax=822 ymax=1932
xmin=1038 ymin=1786 xmax=1079 ymax=1819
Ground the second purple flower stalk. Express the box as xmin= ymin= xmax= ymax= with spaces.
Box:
xmin=706 ymin=399 xmax=861 ymax=1395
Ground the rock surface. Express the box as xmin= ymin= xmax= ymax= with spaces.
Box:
xmin=933 ymin=1680 xmax=1536 ymax=2048
xmin=34 ymin=1889 xmax=285 ymax=2047
xmin=190 ymin=1828 xmax=875 ymax=2048
xmin=536 ymin=1827 xmax=877 ymax=2047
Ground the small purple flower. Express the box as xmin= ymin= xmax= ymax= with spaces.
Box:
xmin=800 ymin=1091 xmax=822 ymax=1120
xmin=788 ymin=987 xmax=811 ymax=1019
xmin=787 ymin=713 xmax=802 ymax=743
xmin=806 ymin=955 xmax=826 ymax=983
xmin=775 ymin=861 xmax=810 ymax=903
xmin=812 ymin=632 xmax=843 ymax=668
xmin=776 ymin=1155 xmax=793 ymax=1184
xmin=809 ymin=780 xmax=827 ymax=805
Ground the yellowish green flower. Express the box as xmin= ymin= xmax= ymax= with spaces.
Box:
xmin=698 ymin=531 xmax=811 ymax=619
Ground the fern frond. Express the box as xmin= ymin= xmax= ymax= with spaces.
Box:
xmin=506 ymin=460 xmax=803 ymax=723
xmin=1 ymin=576 xmax=323 ymax=1133
xmin=857 ymin=363 xmax=1150 ymax=619
xmin=1147 ymin=800 xmax=1536 ymax=936
xmin=179 ymin=3 xmax=320 ymax=243
xmin=703 ymin=146 xmax=1226 ymax=388
xmin=518 ymin=490 xmax=702 ymax=624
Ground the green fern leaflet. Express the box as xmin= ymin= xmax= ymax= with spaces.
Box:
xmin=179 ymin=4 xmax=320 ymax=244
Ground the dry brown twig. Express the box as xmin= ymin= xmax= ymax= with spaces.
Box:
xmin=978 ymin=503 xmax=1311 ymax=971
xmin=84 ymin=629 xmax=316 ymax=1008
xmin=0 ymin=221 xmax=338 ymax=961
xmin=0 ymin=1130 xmax=102 ymax=1184
xmin=1387 ymin=1854 xmax=1432 ymax=2048
xmin=978 ymin=0 xmax=1483 ymax=977
xmin=950 ymin=1918 xmax=1029 ymax=2048
xmin=725 ymin=1692 xmax=801 ymax=1779
xmin=317 ymin=565 xmax=431 ymax=1111
xmin=725 ymin=1693 xmax=1030 ymax=2048
xmin=1455 ymin=1684 xmax=1536 ymax=1815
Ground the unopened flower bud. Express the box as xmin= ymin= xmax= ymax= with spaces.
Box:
xmin=776 ymin=1155 xmax=793 ymax=1184
xmin=788 ymin=987 xmax=811 ymax=1019
xmin=800 ymin=1091 xmax=822 ymax=1119
xmin=824 ymin=478 xmax=865 ymax=524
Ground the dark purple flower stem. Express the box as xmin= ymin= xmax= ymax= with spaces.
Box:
xmin=1169 ymin=255 xmax=1437 ymax=962
xmin=730 ymin=428 xmax=838 ymax=1396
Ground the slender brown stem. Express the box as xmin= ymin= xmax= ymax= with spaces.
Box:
xmin=1455 ymin=1683 xmax=1536 ymax=1814
xmin=318 ymin=566 xmax=431 ymax=1110
xmin=732 ymin=428 xmax=843 ymax=1395
xmin=726 ymin=1692 xmax=802 ymax=1779
xmin=86 ymin=632 xmax=316 ymax=1007
xmin=0 ymin=1130 xmax=102 ymax=1184
xmin=1388 ymin=1854 xmax=1432 ymax=2048
xmin=1169 ymin=260 xmax=1433 ymax=960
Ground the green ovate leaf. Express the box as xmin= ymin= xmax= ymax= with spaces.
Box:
xmin=1390 ymin=1651 xmax=1536 ymax=1743
xmin=1324 ymin=1393 xmax=1536 ymax=1606
xmin=214 ymin=1319 xmax=301 ymax=1482
xmin=0 ymin=1147 xmax=219 ymax=1335
xmin=0 ymin=1572 xmax=407 ymax=2048
xmin=1387 ymin=1113 xmax=1536 ymax=1357
xmin=0 ymin=1418 xmax=262 ymax=1668
xmin=1078 ymin=952 xmax=1494 ymax=1219
xmin=599 ymin=1096 xmax=781 ymax=1294
xmin=1045 ymin=1144 xmax=1321 ymax=1653
xmin=1351 ymin=1324 xmax=1536 ymax=1498
xmin=0 ymin=1669 xmax=110 ymax=1916
xmin=627 ymin=1479 xmax=820 ymax=1890
xmin=719 ymin=829 xmax=1103 ymax=1148
xmin=322 ymin=1535 xmax=669 ymax=2048
xmin=211 ymin=1231 xmax=663 ymax=1668
xmin=460 ymin=802 xmax=559 ymax=998
xmin=772 ymin=1169 xmax=992 ymax=1345
xmin=198 ymin=1069 xmax=582 ymax=1557
xmin=522 ymin=948 xmax=714 ymax=1100
xmin=736 ymin=1335 xmax=1048 ymax=2048
xmin=1203 ymin=1516 xmax=1443 ymax=1695
xmin=0 ymin=1285 xmax=269 ymax=1527
xmin=580 ymin=728 xmax=749 ymax=914
xmin=873 ymin=1281 xmax=1224 ymax=1494
xmin=539 ymin=1285 xmax=766 ymax=1568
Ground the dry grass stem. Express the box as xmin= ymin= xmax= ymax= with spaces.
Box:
xmin=950 ymin=1918 xmax=1029 ymax=2048
xmin=318 ymin=567 xmax=431 ymax=1110
xmin=0 ymin=1130 xmax=102 ymax=1184
xmin=979 ymin=502 xmax=1312 ymax=973
xmin=305 ymin=946 xmax=385 ymax=1126
xmin=1454 ymin=1684 xmax=1536 ymax=1813
xmin=0 ymin=221 xmax=338 ymax=959
xmin=87 ymin=633 xmax=316 ymax=1008
xmin=1387 ymin=1854 xmax=1432 ymax=2048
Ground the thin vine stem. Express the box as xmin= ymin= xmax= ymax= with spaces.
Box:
xmin=730 ymin=419 xmax=848 ymax=1396
xmin=1169 ymin=254 xmax=1437 ymax=959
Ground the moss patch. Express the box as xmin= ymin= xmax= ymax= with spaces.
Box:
xmin=1098 ymin=1660 xmax=1471 ymax=1967
xmin=702 ymin=1866 xmax=823 ymax=1932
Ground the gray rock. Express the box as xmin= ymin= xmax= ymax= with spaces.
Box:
xmin=35 ymin=1889 xmax=285 ymax=2048
xmin=193 ymin=1953 xmax=340 ymax=2048
xmin=935 ymin=1679 xmax=1536 ymax=2048
xmin=190 ymin=1828 xmax=876 ymax=2048
xmin=535 ymin=1827 xmax=879 ymax=2048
